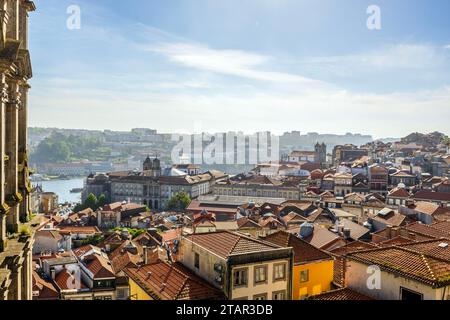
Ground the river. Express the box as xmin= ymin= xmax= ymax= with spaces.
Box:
xmin=33 ymin=178 xmax=85 ymax=204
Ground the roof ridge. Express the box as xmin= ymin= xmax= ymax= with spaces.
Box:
xmin=396 ymin=245 xmax=450 ymax=264
xmin=175 ymin=276 xmax=190 ymax=300
xmin=229 ymin=233 xmax=243 ymax=256
xmin=420 ymin=253 xmax=436 ymax=282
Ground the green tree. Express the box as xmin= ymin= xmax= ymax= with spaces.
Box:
xmin=85 ymin=193 xmax=98 ymax=211
xmin=97 ymin=194 xmax=107 ymax=209
xmin=168 ymin=191 xmax=191 ymax=211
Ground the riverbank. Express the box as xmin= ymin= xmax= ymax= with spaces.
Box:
xmin=33 ymin=178 xmax=85 ymax=204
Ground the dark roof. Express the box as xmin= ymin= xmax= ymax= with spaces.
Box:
xmin=263 ymin=231 xmax=333 ymax=265
xmin=330 ymin=240 xmax=378 ymax=256
xmin=414 ymin=190 xmax=450 ymax=202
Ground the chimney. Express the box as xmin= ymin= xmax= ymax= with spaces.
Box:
xmin=50 ymin=269 xmax=56 ymax=280
xmin=343 ymin=228 xmax=351 ymax=240
xmin=143 ymin=246 xmax=148 ymax=265
xmin=386 ymin=225 xmax=392 ymax=239
xmin=299 ymin=223 xmax=314 ymax=239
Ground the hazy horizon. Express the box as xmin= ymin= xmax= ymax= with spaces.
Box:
xmin=31 ymin=125 xmax=439 ymax=141
xmin=29 ymin=0 xmax=450 ymax=138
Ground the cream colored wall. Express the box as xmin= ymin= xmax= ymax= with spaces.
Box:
xmin=230 ymin=259 xmax=290 ymax=300
xmin=346 ymin=260 xmax=449 ymax=300
xmin=178 ymin=239 xmax=226 ymax=290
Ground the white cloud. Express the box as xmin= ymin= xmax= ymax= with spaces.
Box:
xmin=147 ymin=42 xmax=325 ymax=86
xmin=305 ymin=44 xmax=447 ymax=70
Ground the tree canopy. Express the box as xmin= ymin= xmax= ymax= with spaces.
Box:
xmin=74 ymin=193 xmax=107 ymax=212
xmin=30 ymin=132 xmax=108 ymax=163
xmin=167 ymin=191 xmax=191 ymax=211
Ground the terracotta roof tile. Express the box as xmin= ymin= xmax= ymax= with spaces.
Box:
xmin=184 ymin=231 xmax=280 ymax=259
xmin=264 ymin=231 xmax=332 ymax=264
xmin=414 ymin=190 xmax=450 ymax=202
xmin=405 ymin=222 xmax=450 ymax=239
xmin=124 ymin=261 xmax=224 ymax=300
xmin=347 ymin=246 xmax=450 ymax=287
xmin=54 ymin=269 xmax=87 ymax=290
xmin=310 ymin=287 xmax=375 ymax=300
xmin=32 ymin=271 xmax=59 ymax=300
xmin=399 ymin=238 xmax=450 ymax=261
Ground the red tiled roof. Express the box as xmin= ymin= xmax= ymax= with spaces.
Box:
xmin=310 ymin=287 xmax=375 ymax=300
xmin=388 ymin=187 xmax=410 ymax=198
xmin=259 ymin=216 xmax=284 ymax=228
xmin=301 ymin=225 xmax=343 ymax=250
xmin=347 ymin=246 xmax=450 ymax=287
xmin=329 ymin=241 xmax=379 ymax=286
xmin=187 ymin=200 xmax=238 ymax=215
xmin=72 ymin=244 xmax=96 ymax=258
xmin=282 ymin=212 xmax=307 ymax=224
xmin=58 ymin=226 xmax=101 ymax=234
xmin=236 ymin=217 xmax=262 ymax=229
xmin=405 ymin=222 xmax=450 ymax=239
xmin=264 ymin=231 xmax=332 ymax=264
xmin=84 ymin=254 xmax=115 ymax=278
xmin=54 ymin=269 xmax=87 ymax=290
xmin=370 ymin=210 xmax=407 ymax=227
xmin=72 ymin=245 xmax=116 ymax=278
xmin=330 ymin=240 xmax=378 ymax=256
xmin=378 ymin=236 xmax=414 ymax=247
xmin=410 ymin=201 xmax=444 ymax=215
xmin=399 ymin=238 xmax=450 ymax=261
xmin=162 ymin=228 xmax=182 ymax=243
xmin=111 ymin=250 xmax=140 ymax=273
xmin=414 ymin=190 xmax=450 ymax=202
xmin=32 ymin=271 xmax=59 ymax=300
xmin=184 ymin=231 xmax=281 ymax=259
xmin=124 ymin=261 xmax=224 ymax=300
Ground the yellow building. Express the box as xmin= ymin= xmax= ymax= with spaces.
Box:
xmin=178 ymin=231 xmax=293 ymax=300
xmin=264 ymin=230 xmax=334 ymax=300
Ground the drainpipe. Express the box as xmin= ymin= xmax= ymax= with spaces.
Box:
xmin=226 ymin=259 xmax=232 ymax=299
xmin=288 ymin=250 xmax=294 ymax=300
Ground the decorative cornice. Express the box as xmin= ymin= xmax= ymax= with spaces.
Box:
xmin=0 ymin=202 xmax=10 ymax=214
xmin=6 ymin=192 xmax=23 ymax=206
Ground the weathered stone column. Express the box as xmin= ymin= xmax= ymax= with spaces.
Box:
xmin=6 ymin=0 xmax=19 ymax=41
xmin=18 ymin=83 xmax=30 ymax=221
xmin=0 ymin=74 xmax=8 ymax=250
xmin=6 ymin=257 xmax=22 ymax=300
xmin=21 ymin=239 xmax=32 ymax=300
xmin=5 ymin=80 xmax=21 ymax=233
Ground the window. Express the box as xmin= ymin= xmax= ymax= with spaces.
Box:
xmin=233 ymin=268 xmax=248 ymax=287
xmin=300 ymin=269 xmax=309 ymax=283
xmin=253 ymin=293 xmax=267 ymax=300
xmin=273 ymin=291 xmax=286 ymax=300
xmin=400 ymin=287 xmax=423 ymax=301
xmin=273 ymin=263 xmax=286 ymax=281
xmin=117 ymin=288 xmax=126 ymax=299
xmin=194 ymin=253 xmax=200 ymax=269
xmin=254 ymin=265 xmax=268 ymax=284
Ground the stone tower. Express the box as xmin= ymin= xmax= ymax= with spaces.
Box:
xmin=142 ymin=156 xmax=161 ymax=177
xmin=315 ymin=142 xmax=327 ymax=165
xmin=0 ymin=0 xmax=36 ymax=300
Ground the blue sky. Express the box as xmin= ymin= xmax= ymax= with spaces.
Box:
xmin=29 ymin=0 xmax=450 ymax=138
